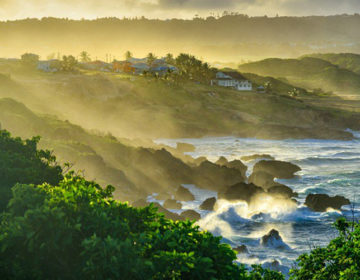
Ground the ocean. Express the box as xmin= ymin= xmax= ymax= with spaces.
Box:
xmin=154 ymin=132 xmax=360 ymax=274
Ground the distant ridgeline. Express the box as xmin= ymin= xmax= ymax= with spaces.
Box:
xmin=1 ymin=14 xmax=360 ymax=59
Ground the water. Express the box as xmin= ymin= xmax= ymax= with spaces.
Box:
xmin=154 ymin=133 xmax=360 ymax=273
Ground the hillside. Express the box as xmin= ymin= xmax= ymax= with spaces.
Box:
xmin=302 ymin=53 xmax=360 ymax=74
xmin=2 ymin=15 xmax=360 ymax=61
xmin=238 ymin=57 xmax=360 ymax=95
xmin=0 ymin=64 xmax=359 ymax=140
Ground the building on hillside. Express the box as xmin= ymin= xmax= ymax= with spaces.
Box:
xmin=257 ymin=86 xmax=266 ymax=93
xmin=211 ymin=71 xmax=252 ymax=91
xmin=37 ymin=60 xmax=61 ymax=72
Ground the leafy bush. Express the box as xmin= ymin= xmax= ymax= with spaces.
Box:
xmin=290 ymin=218 xmax=360 ymax=280
xmin=0 ymin=130 xmax=63 ymax=211
xmin=0 ymin=174 xmax=264 ymax=279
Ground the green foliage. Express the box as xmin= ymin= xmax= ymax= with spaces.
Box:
xmin=174 ymin=53 xmax=216 ymax=83
xmin=290 ymin=217 xmax=360 ymax=280
xmin=21 ymin=53 xmax=39 ymax=67
xmin=79 ymin=51 xmax=91 ymax=63
xmin=61 ymin=55 xmax=78 ymax=72
xmin=0 ymin=130 xmax=63 ymax=211
xmin=0 ymin=174 xmax=269 ymax=279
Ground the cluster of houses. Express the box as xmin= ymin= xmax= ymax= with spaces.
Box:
xmin=37 ymin=57 xmax=177 ymax=76
xmin=36 ymin=57 xmax=264 ymax=92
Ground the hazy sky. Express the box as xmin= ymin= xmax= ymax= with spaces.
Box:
xmin=1 ymin=0 xmax=360 ymax=20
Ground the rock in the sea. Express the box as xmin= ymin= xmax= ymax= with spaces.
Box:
xmin=262 ymin=260 xmax=290 ymax=275
xmin=233 ymin=244 xmax=249 ymax=254
xmin=305 ymin=193 xmax=350 ymax=212
xmin=163 ymin=199 xmax=182 ymax=210
xmin=241 ymin=154 xmax=275 ymax=162
xmin=268 ymin=184 xmax=298 ymax=198
xmin=155 ymin=192 xmax=170 ymax=200
xmin=261 ymin=229 xmax=291 ymax=250
xmin=218 ymin=182 xmax=264 ymax=203
xmin=131 ymin=200 xmax=183 ymax=221
xmin=193 ymin=160 xmax=246 ymax=192
xmin=180 ymin=209 xmax=201 ymax=221
xmin=176 ymin=142 xmax=196 ymax=153
xmin=248 ymin=171 xmax=276 ymax=189
xmin=174 ymin=186 xmax=195 ymax=201
xmin=215 ymin=156 xmax=228 ymax=165
xmin=224 ymin=160 xmax=248 ymax=179
xmin=253 ymin=160 xmax=301 ymax=179
xmin=193 ymin=156 xmax=208 ymax=166
xmin=131 ymin=198 xmax=148 ymax=208
xmin=199 ymin=197 xmax=216 ymax=211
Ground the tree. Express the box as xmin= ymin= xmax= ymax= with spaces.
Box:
xmin=0 ymin=130 xmax=63 ymax=211
xmin=165 ymin=53 xmax=175 ymax=65
xmin=125 ymin=50 xmax=133 ymax=60
xmin=61 ymin=55 xmax=78 ymax=72
xmin=264 ymin=82 xmax=272 ymax=94
xmin=21 ymin=53 xmax=39 ymax=67
xmin=79 ymin=51 xmax=91 ymax=62
xmin=147 ymin=52 xmax=157 ymax=67
xmin=290 ymin=218 xmax=360 ymax=280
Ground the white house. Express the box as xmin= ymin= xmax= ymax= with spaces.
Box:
xmin=212 ymin=71 xmax=252 ymax=91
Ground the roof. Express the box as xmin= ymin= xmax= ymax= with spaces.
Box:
xmin=222 ymin=71 xmax=248 ymax=81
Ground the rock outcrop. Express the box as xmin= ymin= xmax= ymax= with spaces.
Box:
xmin=163 ymin=199 xmax=182 ymax=210
xmin=248 ymin=171 xmax=276 ymax=189
xmin=252 ymin=160 xmax=301 ymax=179
xmin=218 ymin=182 xmax=264 ymax=203
xmin=233 ymin=245 xmax=249 ymax=254
xmin=241 ymin=154 xmax=275 ymax=161
xmin=305 ymin=193 xmax=350 ymax=212
xmin=174 ymin=186 xmax=195 ymax=201
xmin=176 ymin=142 xmax=196 ymax=153
xmin=199 ymin=197 xmax=217 ymax=211
xmin=180 ymin=210 xmax=201 ymax=221
xmin=261 ymin=229 xmax=291 ymax=250
xmin=268 ymin=184 xmax=298 ymax=198
xmin=215 ymin=156 xmax=228 ymax=165
xmin=193 ymin=160 xmax=245 ymax=192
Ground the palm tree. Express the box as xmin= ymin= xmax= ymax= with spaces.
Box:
xmin=79 ymin=51 xmax=91 ymax=63
xmin=165 ymin=53 xmax=174 ymax=65
xmin=147 ymin=52 xmax=157 ymax=67
xmin=125 ymin=51 xmax=133 ymax=61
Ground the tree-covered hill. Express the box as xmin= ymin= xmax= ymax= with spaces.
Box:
xmin=302 ymin=53 xmax=360 ymax=75
xmin=238 ymin=57 xmax=360 ymax=95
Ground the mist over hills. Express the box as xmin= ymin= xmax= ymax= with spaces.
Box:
xmin=1 ymin=14 xmax=360 ymax=61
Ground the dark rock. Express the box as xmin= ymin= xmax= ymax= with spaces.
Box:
xmin=268 ymin=184 xmax=298 ymax=198
xmin=261 ymin=229 xmax=290 ymax=250
xmin=156 ymin=192 xmax=170 ymax=200
xmin=193 ymin=156 xmax=208 ymax=166
xmin=215 ymin=156 xmax=228 ymax=165
xmin=224 ymin=160 xmax=248 ymax=178
xmin=193 ymin=160 xmax=246 ymax=192
xmin=180 ymin=209 xmax=201 ymax=221
xmin=249 ymin=171 xmax=276 ymax=189
xmin=176 ymin=142 xmax=196 ymax=153
xmin=152 ymin=202 xmax=184 ymax=221
xmin=233 ymin=245 xmax=249 ymax=254
xmin=163 ymin=199 xmax=182 ymax=210
xmin=199 ymin=197 xmax=216 ymax=211
xmin=131 ymin=200 xmax=183 ymax=221
xmin=253 ymin=160 xmax=301 ymax=179
xmin=241 ymin=154 xmax=275 ymax=161
xmin=218 ymin=182 xmax=264 ymax=203
xmin=174 ymin=186 xmax=195 ymax=201
xmin=305 ymin=193 xmax=350 ymax=212
xmin=132 ymin=198 xmax=148 ymax=208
